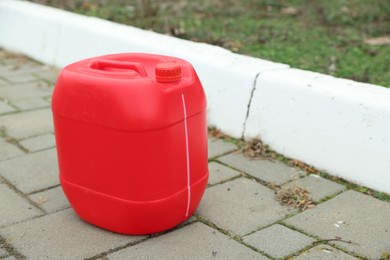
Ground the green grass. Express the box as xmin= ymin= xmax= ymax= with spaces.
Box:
xmin=30 ymin=0 xmax=390 ymax=87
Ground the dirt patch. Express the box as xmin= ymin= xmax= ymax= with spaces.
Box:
xmin=208 ymin=126 xmax=227 ymax=139
xmin=240 ymin=138 xmax=268 ymax=159
xmin=275 ymin=184 xmax=315 ymax=210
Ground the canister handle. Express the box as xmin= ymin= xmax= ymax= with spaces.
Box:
xmin=89 ymin=59 xmax=147 ymax=77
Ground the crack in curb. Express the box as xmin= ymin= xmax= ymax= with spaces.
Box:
xmin=241 ymin=72 xmax=260 ymax=139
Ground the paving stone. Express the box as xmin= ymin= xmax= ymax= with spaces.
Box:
xmin=0 ymin=149 xmax=58 ymax=194
xmin=284 ymin=190 xmax=390 ymax=259
xmin=12 ymin=98 xmax=50 ymax=111
xmin=2 ymin=72 xmax=38 ymax=84
xmin=0 ymin=208 xmax=142 ymax=259
xmin=19 ymin=133 xmax=56 ymax=152
xmin=0 ymin=101 xmax=16 ymax=115
xmin=0 ymin=82 xmax=52 ymax=102
xmin=0 ymin=138 xmax=24 ymax=161
xmin=243 ymin=224 xmax=315 ymax=258
xmin=197 ymin=177 xmax=294 ymax=236
xmin=33 ymin=66 xmax=60 ymax=83
xmin=0 ymin=68 xmax=15 ymax=77
xmin=0 ymin=81 xmax=9 ymax=87
xmin=0 ymin=109 xmax=53 ymax=139
xmin=108 ymin=222 xmax=266 ymax=260
xmin=0 ymin=183 xmax=43 ymax=228
xmin=283 ymin=175 xmax=346 ymax=202
xmin=208 ymin=138 xmax=237 ymax=158
xmin=218 ymin=153 xmax=302 ymax=185
xmin=292 ymin=244 xmax=358 ymax=260
xmin=0 ymin=63 xmax=44 ymax=84
xmin=208 ymin=161 xmax=241 ymax=185
xmin=28 ymin=186 xmax=70 ymax=213
xmin=0 ymin=75 xmax=9 ymax=85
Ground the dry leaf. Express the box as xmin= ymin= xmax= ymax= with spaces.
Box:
xmin=208 ymin=126 xmax=226 ymax=138
xmin=281 ymin=7 xmax=299 ymax=15
xmin=268 ymin=182 xmax=281 ymax=190
xmin=292 ymin=159 xmax=318 ymax=173
xmin=170 ymin=26 xmax=186 ymax=37
xmin=364 ymin=36 xmax=390 ymax=46
xmin=35 ymin=196 xmax=49 ymax=205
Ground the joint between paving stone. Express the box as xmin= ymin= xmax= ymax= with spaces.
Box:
xmin=276 ymin=221 xmax=364 ymax=258
xmin=23 ymin=145 xmax=56 ymax=155
xmin=206 ymin=174 xmax=243 ymax=188
xmin=208 ymin=150 xmax=239 ymax=161
xmin=238 ymin=240 xmax=273 ymax=259
xmin=85 ymin=236 xmax=151 ymax=260
xmin=11 ymin=99 xmax=51 ymax=112
xmin=215 ymin=158 xmax=284 ymax=191
xmin=196 ymin=215 xmax=235 ymax=238
xmin=242 ymin=212 xmax=299 ymax=238
xmin=26 ymin=184 xmax=62 ymax=197
xmin=244 ymin=246 xmax=272 ymax=259
xmin=86 ymin=223 xmax=201 ymax=260
xmin=321 ymin=241 xmax=367 ymax=259
xmin=291 ymin=240 xmax=364 ymax=260
xmin=87 ymin=217 xmax=201 ymax=260
xmin=243 ymin=221 xmax=361 ymax=259
xmin=31 ymin=73 xmax=54 ymax=85
xmin=194 ymin=216 xmax=272 ymax=258
xmin=0 ymin=97 xmax=19 ymax=110
xmin=280 ymin=222 xmax=323 ymax=241
xmin=0 ymin=130 xmax=29 ymax=154
xmin=16 ymin=131 xmax=55 ymax=141
xmin=283 ymin=243 xmax=320 ymax=259
xmin=0 ymin=76 xmax=12 ymax=84
xmin=0 ymin=176 xmax=46 ymax=216
xmin=315 ymin=189 xmax=346 ymax=204
xmin=0 ymin=110 xmax=21 ymax=117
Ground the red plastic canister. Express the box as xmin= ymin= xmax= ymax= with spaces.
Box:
xmin=52 ymin=53 xmax=208 ymax=235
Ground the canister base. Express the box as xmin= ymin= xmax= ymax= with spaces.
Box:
xmin=60 ymin=173 xmax=208 ymax=235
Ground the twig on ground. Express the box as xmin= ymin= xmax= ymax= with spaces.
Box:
xmin=313 ymin=237 xmax=359 ymax=246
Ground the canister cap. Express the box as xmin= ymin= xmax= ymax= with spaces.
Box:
xmin=155 ymin=62 xmax=181 ymax=83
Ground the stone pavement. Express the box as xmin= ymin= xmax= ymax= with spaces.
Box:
xmin=0 ymin=50 xmax=389 ymax=259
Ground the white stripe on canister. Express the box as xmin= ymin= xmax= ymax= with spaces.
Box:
xmin=181 ymin=94 xmax=191 ymax=217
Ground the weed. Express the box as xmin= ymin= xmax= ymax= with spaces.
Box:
xmin=374 ymin=192 xmax=390 ymax=202
xmin=0 ymin=127 xmax=5 ymax=137
xmin=208 ymin=126 xmax=241 ymax=146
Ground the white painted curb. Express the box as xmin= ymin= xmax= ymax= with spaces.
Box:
xmin=245 ymin=68 xmax=390 ymax=193
xmin=1 ymin=0 xmax=389 ymax=194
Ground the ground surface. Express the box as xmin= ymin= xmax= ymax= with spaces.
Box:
xmin=1 ymin=51 xmax=390 ymax=259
